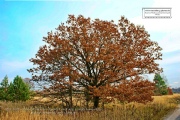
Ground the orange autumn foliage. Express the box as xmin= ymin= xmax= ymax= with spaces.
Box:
xmin=28 ymin=15 xmax=162 ymax=108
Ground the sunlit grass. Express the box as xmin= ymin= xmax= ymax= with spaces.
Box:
xmin=0 ymin=94 xmax=180 ymax=120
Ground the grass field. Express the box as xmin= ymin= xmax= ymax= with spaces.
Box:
xmin=0 ymin=94 xmax=180 ymax=120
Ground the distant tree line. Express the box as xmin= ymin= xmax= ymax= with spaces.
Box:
xmin=172 ymin=87 xmax=180 ymax=93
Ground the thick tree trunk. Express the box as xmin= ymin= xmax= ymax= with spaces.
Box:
xmin=85 ymin=89 xmax=90 ymax=109
xmin=93 ymin=96 xmax=99 ymax=109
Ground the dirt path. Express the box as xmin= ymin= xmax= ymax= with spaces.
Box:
xmin=164 ymin=105 xmax=180 ymax=120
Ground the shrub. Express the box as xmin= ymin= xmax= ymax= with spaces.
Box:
xmin=7 ymin=76 xmax=31 ymax=101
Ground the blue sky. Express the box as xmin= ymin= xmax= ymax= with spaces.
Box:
xmin=0 ymin=0 xmax=180 ymax=88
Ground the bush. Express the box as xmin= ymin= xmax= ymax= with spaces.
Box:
xmin=0 ymin=75 xmax=31 ymax=101
xmin=8 ymin=76 xmax=31 ymax=101
xmin=153 ymin=73 xmax=168 ymax=95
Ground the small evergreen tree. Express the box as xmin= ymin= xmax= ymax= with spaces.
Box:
xmin=0 ymin=75 xmax=9 ymax=88
xmin=153 ymin=73 xmax=168 ymax=95
xmin=0 ymin=75 xmax=9 ymax=100
xmin=7 ymin=76 xmax=31 ymax=101
xmin=6 ymin=82 xmax=15 ymax=101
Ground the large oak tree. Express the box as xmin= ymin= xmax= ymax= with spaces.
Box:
xmin=28 ymin=15 xmax=162 ymax=108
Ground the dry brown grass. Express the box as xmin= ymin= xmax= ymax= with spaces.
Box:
xmin=0 ymin=94 xmax=180 ymax=120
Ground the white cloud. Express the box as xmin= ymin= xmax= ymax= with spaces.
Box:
xmin=159 ymin=55 xmax=180 ymax=65
xmin=158 ymin=31 xmax=180 ymax=53
xmin=130 ymin=0 xmax=180 ymax=32
xmin=0 ymin=60 xmax=32 ymax=74
xmin=170 ymin=81 xmax=180 ymax=88
xmin=130 ymin=0 xmax=180 ymax=54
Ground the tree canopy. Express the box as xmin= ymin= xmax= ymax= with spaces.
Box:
xmin=28 ymin=15 xmax=162 ymax=108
